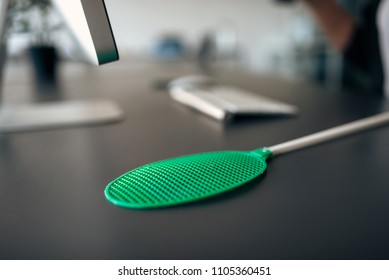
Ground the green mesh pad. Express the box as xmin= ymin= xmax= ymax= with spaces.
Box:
xmin=105 ymin=149 xmax=271 ymax=209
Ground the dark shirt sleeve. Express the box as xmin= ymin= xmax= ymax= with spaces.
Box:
xmin=337 ymin=0 xmax=372 ymax=23
xmin=337 ymin=0 xmax=384 ymax=95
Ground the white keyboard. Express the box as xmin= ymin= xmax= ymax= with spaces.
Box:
xmin=168 ymin=75 xmax=298 ymax=121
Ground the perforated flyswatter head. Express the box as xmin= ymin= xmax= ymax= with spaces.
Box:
xmin=105 ymin=149 xmax=272 ymax=208
xmin=105 ymin=112 xmax=389 ymax=209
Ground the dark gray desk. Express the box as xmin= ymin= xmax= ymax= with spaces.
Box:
xmin=1 ymin=60 xmax=388 ymax=259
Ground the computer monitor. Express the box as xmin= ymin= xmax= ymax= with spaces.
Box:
xmin=0 ymin=0 xmax=123 ymax=133
xmin=53 ymin=0 xmax=119 ymax=65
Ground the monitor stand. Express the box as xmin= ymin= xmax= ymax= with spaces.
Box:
xmin=0 ymin=46 xmax=123 ymax=133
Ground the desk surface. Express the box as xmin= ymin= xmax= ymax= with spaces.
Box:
xmin=1 ymin=60 xmax=388 ymax=259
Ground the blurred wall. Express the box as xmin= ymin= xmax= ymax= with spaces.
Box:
xmin=8 ymin=0 xmax=336 ymax=84
xmin=104 ymin=0 xmax=317 ymax=74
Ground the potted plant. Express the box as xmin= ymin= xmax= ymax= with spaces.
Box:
xmin=8 ymin=0 xmax=62 ymax=84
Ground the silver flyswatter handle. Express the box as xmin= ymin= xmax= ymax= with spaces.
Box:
xmin=268 ymin=111 xmax=389 ymax=156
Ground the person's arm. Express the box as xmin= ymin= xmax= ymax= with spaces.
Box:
xmin=302 ymin=0 xmax=355 ymax=52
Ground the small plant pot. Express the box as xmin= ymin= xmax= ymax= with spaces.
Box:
xmin=28 ymin=45 xmax=58 ymax=85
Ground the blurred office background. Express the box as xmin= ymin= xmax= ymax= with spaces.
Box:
xmin=6 ymin=0 xmax=342 ymax=89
